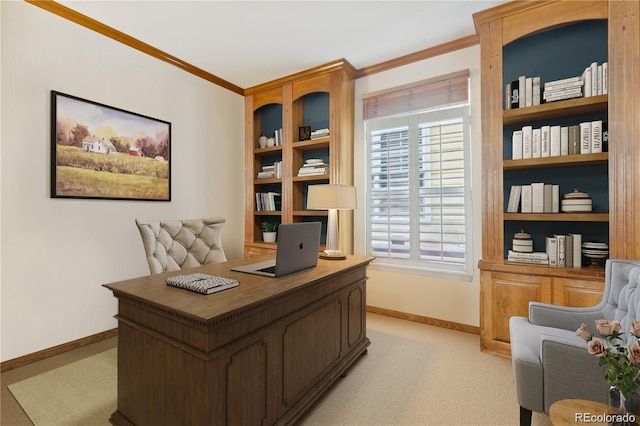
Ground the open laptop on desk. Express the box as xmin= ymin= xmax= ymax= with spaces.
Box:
xmin=232 ymin=222 xmax=322 ymax=277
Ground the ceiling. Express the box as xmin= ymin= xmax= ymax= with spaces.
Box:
xmin=58 ymin=1 xmax=508 ymax=90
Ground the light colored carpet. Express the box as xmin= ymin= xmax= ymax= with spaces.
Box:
xmin=7 ymin=314 xmax=553 ymax=425
xmin=8 ymin=348 xmax=116 ymax=426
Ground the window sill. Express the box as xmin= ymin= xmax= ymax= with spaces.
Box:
xmin=368 ymin=260 xmax=474 ymax=282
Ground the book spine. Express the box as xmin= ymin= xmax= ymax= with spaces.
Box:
xmin=580 ymin=122 xmax=592 ymax=154
xmin=525 ymin=77 xmax=533 ymax=107
xmin=590 ymin=62 xmax=598 ymax=97
xmin=522 ymin=126 xmax=532 ymax=159
xmin=556 ymin=235 xmax=566 ymax=267
xmin=532 ymin=128 xmax=541 ymax=158
xmin=583 ymin=66 xmax=593 ymax=97
xmin=591 ymin=120 xmax=603 ymax=153
xmin=543 ymin=184 xmax=552 ymax=213
xmin=518 ymin=75 xmax=526 ymax=108
xmin=531 ymin=182 xmax=544 ymax=213
xmin=505 ymin=83 xmax=512 ymax=110
xmin=546 ymin=236 xmax=558 ymax=267
xmin=565 ymin=235 xmax=574 ymax=268
xmin=521 ymin=185 xmax=532 ymax=213
xmin=541 ymin=126 xmax=550 ymax=157
xmin=507 ymin=185 xmax=522 ymax=213
xmin=568 ymin=125 xmax=580 ymax=155
xmin=550 ymin=125 xmax=561 ymax=157
xmin=532 ymin=77 xmax=541 ymax=106
xmin=552 ymin=185 xmax=560 ymax=213
xmin=512 ymin=130 xmax=523 ymax=160
xmin=602 ymin=62 xmax=608 ymax=95
xmin=560 ymin=126 xmax=569 ymax=156
xmin=507 ymin=257 xmax=549 ymax=265
xmin=508 ymin=250 xmax=549 ymax=260
xmin=570 ymin=233 xmax=582 ymax=268
xmin=511 ymin=80 xmax=520 ymax=109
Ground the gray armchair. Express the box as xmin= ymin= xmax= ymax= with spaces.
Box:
xmin=135 ymin=217 xmax=227 ymax=274
xmin=510 ymin=259 xmax=640 ymax=425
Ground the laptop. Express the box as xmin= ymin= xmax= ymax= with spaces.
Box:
xmin=232 ymin=222 xmax=321 ymax=277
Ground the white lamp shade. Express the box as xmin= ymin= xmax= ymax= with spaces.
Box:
xmin=307 ymin=184 xmax=357 ymax=210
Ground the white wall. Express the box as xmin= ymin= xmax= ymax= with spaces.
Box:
xmin=0 ymin=1 xmax=245 ymax=362
xmin=354 ymin=46 xmax=483 ymax=327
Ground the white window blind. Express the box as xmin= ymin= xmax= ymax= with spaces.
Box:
xmin=364 ymin=71 xmax=472 ymax=277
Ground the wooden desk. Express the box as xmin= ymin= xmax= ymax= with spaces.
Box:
xmin=104 ymin=255 xmax=373 ymax=426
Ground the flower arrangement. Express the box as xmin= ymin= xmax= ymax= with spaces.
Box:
xmin=576 ymin=319 xmax=640 ymax=399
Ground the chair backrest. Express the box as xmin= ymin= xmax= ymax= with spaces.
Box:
xmin=135 ymin=218 xmax=227 ymax=274
xmin=599 ymin=259 xmax=640 ymax=342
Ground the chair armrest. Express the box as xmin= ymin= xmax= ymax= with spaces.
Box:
xmin=540 ymin=334 xmax=608 ymax=411
xmin=529 ymin=302 xmax=604 ymax=332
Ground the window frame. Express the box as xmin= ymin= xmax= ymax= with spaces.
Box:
xmin=364 ymin=102 xmax=474 ymax=281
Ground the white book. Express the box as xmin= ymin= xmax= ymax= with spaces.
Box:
xmin=591 ymin=120 xmax=603 ymax=153
xmin=507 ymin=185 xmax=522 ymax=213
xmin=555 ymin=234 xmax=566 ymax=267
xmin=522 ymin=125 xmax=532 ymax=159
xmin=590 ymin=62 xmax=598 ymax=97
xmin=532 ymin=77 xmax=541 ymax=106
xmin=602 ymin=62 xmax=608 ymax=95
xmin=541 ymin=125 xmax=550 ymax=157
xmin=580 ymin=121 xmax=592 ymax=154
xmin=505 ymin=83 xmax=512 ymax=110
xmin=552 ymin=184 xmax=560 ymax=213
xmin=560 ymin=126 xmax=569 ymax=156
xmin=597 ymin=65 xmax=603 ymax=96
xmin=546 ymin=236 xmax=558 ymax=267
xmin=521 ymin=185 xmax=532 ymax=213
xmin=569 ymin=233 xmax=582 ymax=268
xmin=583 ymin=66 xmax=592 ymax=97
xmin=532 ymin=128 xmax=541 ymax=158
xmin=550 ymin=125 xmax=561 ymax=156
xmin=512 ymin=130 xmax=523 ymax=160
xmin=544 ymin=80 xmax=584 ymax=92
xmin=545 ymin=75 xmax=582 ymax=86
xmin=508 ymin=250 xmax=549 ymax=260
xmin=525 ymin=77 xmax=533 ymax=107
xmin=519 ymin=75 xmax=526 ymax=108
xmin=507 ymin=257 xmax=550 ymax=265
xmin=531 ymin=182 xmax=545 ymax=213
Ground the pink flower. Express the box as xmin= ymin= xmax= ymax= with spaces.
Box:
xmin=596 ymin=319 xmax=621 ymax=336
xmin=576 ymin=323 xmax=592 ymax=341
xmin=587 ymin=338 xmax=607 ymax=357
xmin=631 ymin=320 xmax=640 ymax=338
xmin=628 ymin=344 xmax=640 ymax=364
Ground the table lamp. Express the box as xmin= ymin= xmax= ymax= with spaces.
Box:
xmin=307 ymin=184 xmax=357 ymax=260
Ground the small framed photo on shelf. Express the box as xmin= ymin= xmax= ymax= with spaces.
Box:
xmin=298 ymin=125 xmax=311 ymax=141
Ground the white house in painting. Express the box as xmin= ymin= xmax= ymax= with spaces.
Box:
xmin=82 ymin=136 xmax=116 ymax=154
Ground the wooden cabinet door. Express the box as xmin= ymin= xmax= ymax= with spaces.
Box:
xmin=552 ymin=277 xmax=604 ymax=307
xmin=481 ymin=270 xmax=552 ymax=357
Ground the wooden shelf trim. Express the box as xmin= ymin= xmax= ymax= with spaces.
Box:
xmin=293 ymin=210 xmax=329 ymax=217
xmin=479 ymin=259 xmax=605 ymax=280
xmin=504 ymin=212 xmax=609 ymax=222
xmin=254 ymin=211 xmax=282 ymax=216
xmin=254 ymin=145 xmax=283 ymax=155
xmin=292 ymin=174 xmax=330 ymax=182
xmin=254 ymin=178 xmax=282 ymax=184
xmin=503 ymin=152 xmax=608 ymax=169
xmin=503 ymin=95 xmax=608 ymax=126
xmin=293 ymin=137 xmax=330 ymax=149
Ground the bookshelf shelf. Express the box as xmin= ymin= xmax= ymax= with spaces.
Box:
xmin=503 ymin=94 xmax=608 ymax=125
xmin=504 ymin=213 xmax=609 ymax=222
xmin=503 ymin=152 xmax=608 ymax=170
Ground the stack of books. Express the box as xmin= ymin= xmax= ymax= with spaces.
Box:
xmin=298 ymin=159 xmax=329 ymax=176
xmin=310 ymin=128 xmax=330 ymax=139
xmin=543 ymin=76 xmax=583 ymax=103
xmin=255 ymin=192 xmax=281 ymax=211
xmin=257 ymin=161 xmax=282 ymax=179
xmin=507 ymin=250 xmax=549 ymax=265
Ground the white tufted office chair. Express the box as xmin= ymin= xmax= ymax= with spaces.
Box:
xmin=135 ymin=217 xmax=227 ymax=275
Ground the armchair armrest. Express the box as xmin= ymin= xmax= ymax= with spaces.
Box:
xmin=529 ymin=302 xmax=604 ymax=332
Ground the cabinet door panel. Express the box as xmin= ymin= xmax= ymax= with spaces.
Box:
xmin=553 ymin=277 xmax=604 ymax=308
xmin=490 ymin=272 xmax=551 ymax=343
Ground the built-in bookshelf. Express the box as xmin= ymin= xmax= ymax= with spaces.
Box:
xmin=243 ymin=60 xmax=355 ymax=258
xmin=474 ymin=0 xmax=640 ymax=358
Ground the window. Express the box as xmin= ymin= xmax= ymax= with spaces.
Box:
xmin=363 ymin=70 xmax=473 ymax=278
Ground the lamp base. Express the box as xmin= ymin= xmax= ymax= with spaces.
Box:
xmin=319 ymin=250 xmax=347 ymax=260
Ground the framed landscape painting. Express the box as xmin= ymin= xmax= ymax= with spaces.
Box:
xmin=51 ymin=91 xmax=171 ymax=201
